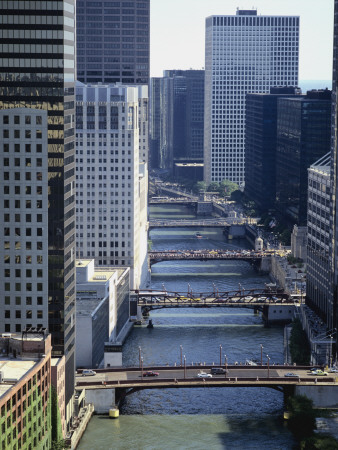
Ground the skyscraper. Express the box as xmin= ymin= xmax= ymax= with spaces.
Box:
xmin=204 ymin=9 xmax=299 ymax=185
xmin=75 ymin=83 xmax=149 ymax=289
xmin=0 ymin=1 xmax=76 ymax=417
xmin=76 ymin=0 xmax=150 ymax=85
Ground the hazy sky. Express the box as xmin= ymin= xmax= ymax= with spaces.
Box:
xmin=150 ymin=0 xmax=334 ymax=81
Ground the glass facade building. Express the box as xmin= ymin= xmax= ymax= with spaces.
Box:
xmin=76 ymin=0 xmax=150 ymax=85
xmin=245 ymin=87 xmax=301 ymax=212
xmin=276 ymin=90 xmax=331 ymax=225
xmin=0 ymin=1 xmax=76 ymax=410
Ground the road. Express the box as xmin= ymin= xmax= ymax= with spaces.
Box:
xmin=76 ymin=366 xmax=336 ymax=385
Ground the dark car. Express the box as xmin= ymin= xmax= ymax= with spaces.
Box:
xmin=142 ymin=371 xmax=159 ymax=377
xmin=210 ymin=367 xmax=227 ymax=375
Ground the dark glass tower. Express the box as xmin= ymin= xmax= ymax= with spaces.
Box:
xmin=0 ymin=1 xmax=76 ymax=411
xmin=76 ymin=0 xmax=150 ymax=84
xmin=245 ymin=87 xmax=301 ymax=212
xmin=276 ymin=90 xmax=332 ymax=225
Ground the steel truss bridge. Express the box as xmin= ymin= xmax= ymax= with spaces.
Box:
xmin=148 ymin=218 xmax=238 ymax=228
xmin=131 ymin=288 xmax=299 ymax=311
xmin=148 ymin=249 xmax=279 ymax=265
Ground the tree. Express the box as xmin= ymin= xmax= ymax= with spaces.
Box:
xmin=194 ymin=181 xmax=207 ymax=193
xmin=220 ymin=179 xmax=239 ymax=196
xmin=208 ymin=182 xmax=220 ymax=192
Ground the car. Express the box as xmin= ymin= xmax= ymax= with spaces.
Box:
xmin=309 ymin=370 xmax=328 ymax=376
xmin=328 ymin=367 xmax=338 ymax=373
xmin=82 ymin=369 xmax=96 ymax=376
xmin=284 ymin=372 xmax=299 ymax=378
xmin=197 ymin=372 xmax=212 ymax=378
xmin=211 ymin=367 xmax=227 ymax=375
xmin=142 ymin=371 xmax=159 ymax=377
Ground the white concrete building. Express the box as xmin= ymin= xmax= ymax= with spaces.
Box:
xmin=204 ymin=9 xmax=299 ymax=185
xmin=75 ymin=83 xmax=149 ymax=289
xmin=75 ymin=259 xmax=130 ymax=368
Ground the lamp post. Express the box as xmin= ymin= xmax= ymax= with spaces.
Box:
xmin=141 ymin=357 xmax=144 ymax=379
xmin=267 ymin=355 xmax=270 ymax=378
xmin=180 ymin=345 xmax=183 ymax=367
xmin=219 ymin=344 xmax=222 ymax=366
xmin=260 ymin=344 xmax=263 ymax=366
xmin=224 ymin=355 xmax=228 ymax=372
xmin=184 ymin=355 xmax=187 ymax=379
xmin=139 ymin=346 xmax=142 ymax=368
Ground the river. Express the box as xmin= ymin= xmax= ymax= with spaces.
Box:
xmin=78 ymin=205 xmax=296 ymax=449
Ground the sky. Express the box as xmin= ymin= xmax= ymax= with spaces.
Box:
xmin=150 ymin=0 xmax=334 ymax=82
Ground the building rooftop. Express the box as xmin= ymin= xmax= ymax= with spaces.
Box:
xmin=0 ymin=359 xmax=36 ymax=398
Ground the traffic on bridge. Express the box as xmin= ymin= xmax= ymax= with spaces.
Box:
xmin=131 ymin=286 xmax=301 ymax=309
xmin=148 ymin=218 xmax=251 ymax=228
xmin=75 ymin=364 xmax=337 ymax=392
xmin=148 ymin=248 xmax=287 ymax=263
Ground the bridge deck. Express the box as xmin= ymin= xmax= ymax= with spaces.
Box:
xmin=75 ymin=365 xmax=337 ymax=390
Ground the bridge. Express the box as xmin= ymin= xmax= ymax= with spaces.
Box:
xmin=148 ymin=218 xmax=254 ymax=229
xmin=131 ymin=287 xmax=300 ymax=310
xmin=149 ymin=197 xmax=198 ymax=205
xmin=75 ymin=364 xmax=337 ymax=407
xmin=148 ymin=249 xmax=284 ymax=265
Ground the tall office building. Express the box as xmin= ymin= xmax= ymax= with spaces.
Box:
xmin=276 ymin=90 xmax=331 ymax=225
xmin=204 ymin=9 xmax=299 ymax=185
xmin=330 ymin=0 xmax=338 ymax=357
xmin=75 ymin=83 xmax=149 ymax=289
xmin=245 ymin=87 xmax=301 ymax=212
xmin=0 ymin=1 xmax=76 ymax=419
xmin=307 ymin=154 xmax=333 ymax=329
xmin=150 ymin=70 xmax=205 ymax=176
xmin=76 ymin=0 xmax=150 ymax=84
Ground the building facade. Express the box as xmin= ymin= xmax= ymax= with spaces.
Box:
xmin=76 ymin=0 xmax=150 ymax=85
xmin=0 ymin=332 xmax=52 ymax=450
xmin=307 ymin=154 xmax=333 ymax=329
xmin=150 ymin=70 xmax=205 ymax=177
xmin=204 ymin=9 xmax=299 ymax=185
xmin=75 ymin=83 xmax=148 ymax=289
xmin=276 ymin=90 xmax=332 ymax=225
xmin=76 ymin=259 xmax=130 ymax=368
xmin=0 ymin=0 xmax=76 ymax=416
xmin=245 ymin=87 xmax=301 ymax=212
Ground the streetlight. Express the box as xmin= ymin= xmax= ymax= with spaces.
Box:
xmin=224 ymin=355 xmax=228 ymax=373
xmin=184 ymin=355 xmax=187 ymax=379
xmin=267 ymin=355 xmax=270 ymax=378
xmin=180 ymin=345 xmax=183 ymax=367
xmin=141 ymin=357 xmax=144 ymax=379
xmin=219 ymin=344 xmax=222 ymax=366
xmin=260 ymin=344 xmax=263 ymax=366
xmin=139 ymin=346 xmax=142 ymax=368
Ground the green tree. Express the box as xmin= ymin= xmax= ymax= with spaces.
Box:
xmin=220 ymin=179 xmax=239 ymax=196
xmin=207 ymin=181 xmax=220 ymax=192
xmin=193 ymin=181 xmax=207 ymax=194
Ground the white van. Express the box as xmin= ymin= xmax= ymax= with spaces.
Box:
xmin=82 ymin=369 xmax=96 ymax=376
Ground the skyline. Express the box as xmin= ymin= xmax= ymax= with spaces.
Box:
xmin=150 ymin=0 xmax=334 ymax=82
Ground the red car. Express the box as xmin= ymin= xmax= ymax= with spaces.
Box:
xmin=142 ymin=371 xmax=159 ymax=377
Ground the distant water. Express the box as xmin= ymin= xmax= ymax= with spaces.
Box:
xmin=299 ymin=79 xmax=332 ymax=92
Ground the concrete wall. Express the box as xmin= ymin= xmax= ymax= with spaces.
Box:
xmin=84 ymin=388 xmax=116 ymax=414
xmin=76 ymin=316 xmax=92 ymax=368
xmin=295 ymin=385 xmax=338 ymax=408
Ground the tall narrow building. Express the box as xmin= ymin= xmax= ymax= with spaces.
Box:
xmin=0 ymin=1 xmax=76 ymax=419
xmin=204 ymin=9 xmax=299 ymax=185
xmin=75 ymin=83 xmax=149 ymax=289
xmin=76 ymin=0 xmax=150 ymax=85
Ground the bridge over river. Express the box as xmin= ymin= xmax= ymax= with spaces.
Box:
xmin=76 ymin=365 xmax=337 ymax=408
xmin=148 ymin=249 xmax=286 ymax=265
xmin=148 ymin=218 xmax=252 ymax=228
